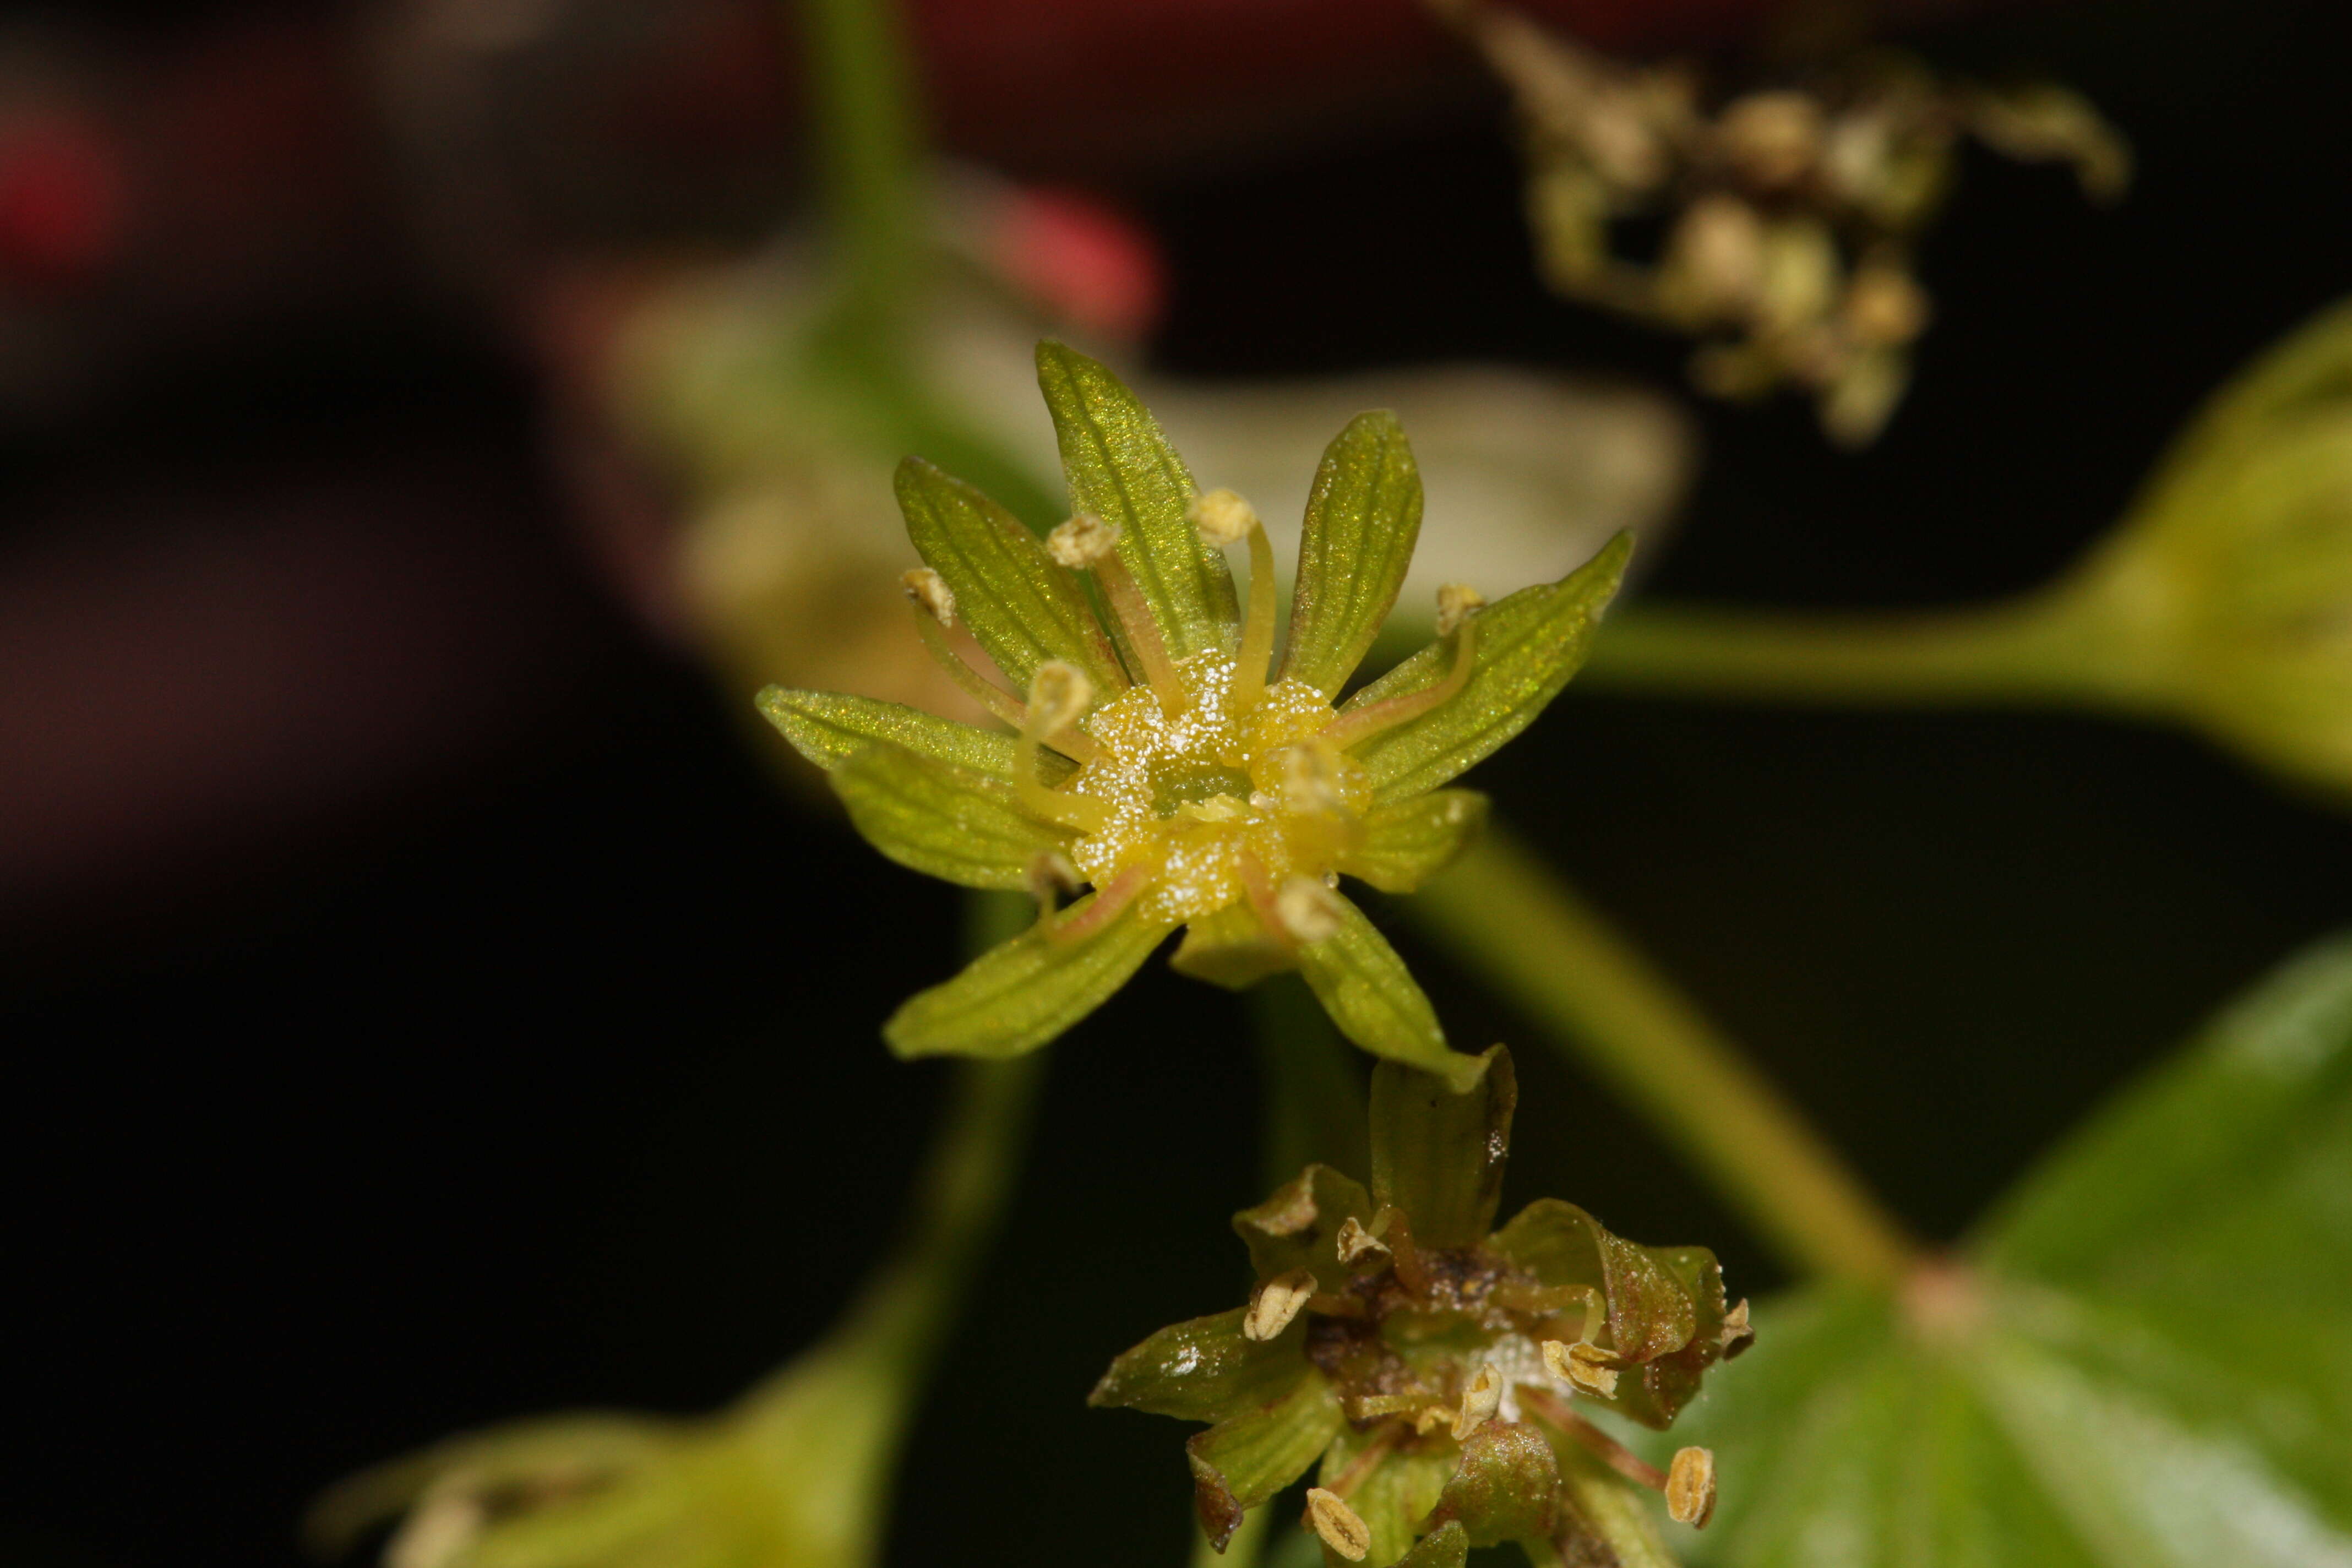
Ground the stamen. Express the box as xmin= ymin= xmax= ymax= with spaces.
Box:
xmin=1335 ymin=1215 xmax=1391 ymax=1270
xmin=1052 ymin=862 xmax=1152 ymax=943
xmin=1024 ymin=851 xmax=1081 ymax=929
xmin=1520 ymin=1385 xmax=1669 ymax=1492
xmin=1452 ymin=1362 xmax=1504 ymax=1440
xmin=1720 ymin=1298 xmax=1756 ymax=1358
xmin=905 ymin=569 xmax=1027 ymax=729
xmin=1243 ymin=1267 xmax=1319 ymax=1341
xmin=1050 ymin=513 xmax=1185 ymax=710
xmin=1542 ymin=1338 xmax=1620 ymax=1399
xmin=1305 ymin=1489 xmax=1371 ymax=1562
xmin=1436 ymin=582 xmax=1487 ymax=636
xmin=1317 ymin=1424 xmax=1402 ymax=1498
xmin=1666 ymin=1447 xmax=1718 ymax=1528
xmin=1192 ymin=488 xmax=1277 ymax=710
xmin=1016 ymin=662 xmax=1113 ymax=834
xmin=1321 ymin=587 xmax=1484 ymax=750
xmin=1275 ymin=875 xmax=1346 ymax=944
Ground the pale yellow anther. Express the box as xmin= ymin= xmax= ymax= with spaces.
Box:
xmin=1719 ymin=1297 xmax=1756 ymax=1358
xmin=1436 ymin=583 xmax=1487 ymax=638
xmin=1024 ymin=851 xmax=1081 ymax=904
xmin=1335 ymin=1215 xmax=1391 ymax=1270
xmin=1305 ymin=1488 xmax=1371 ymax=1562
xmin=1666 ymin=1446 xmax=1718 ymax=1528
xmin=1189 ymin=487 xmax=1261 ymax=547
xmin=1046 ymin=512 xmax=1120 ymax=569
xmin=1243 ymin=1267 xmax=1319 ymax=1342
xmin=1275 ymin=744 xmax=1346 ymax=814
xmin=1025 ymin=660 xmax=1094 ymax=737
xmin=384 ymin=1485 xmax=487 ymax=1568
xmin=901 ymin=567 xmax=957 ymax=627
xmin=1413 ymin=1404 xmax=1456 ymax=1435
xmin=1275 ymin=876 xmax=1345 ymax=944
xmin=1452 ymin=1362 xmax=1504 ymax=1440
xmin=1543 ymin=1338 xmax=1620 ymax=1398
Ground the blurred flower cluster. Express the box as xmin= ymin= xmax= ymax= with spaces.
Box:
xmin=1445 ymin=0 xmax=2128 ymax=443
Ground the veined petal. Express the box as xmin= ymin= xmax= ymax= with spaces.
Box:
xmin=830 ymin=742 xmax=1073 ymax=891
xmin=1421 ymin=1422 xmax=1560 ymax=1549
xmin=895 ymin=457 xmax=1126 ymax=695
xmin=1342 ymin=533 xmax=1632 ymax=803
xmin=1317 ymin=1423 xmax=1454 ymax=1568
xmin=1170 ymin=901 xmax=1297 ymax=990
xmin=1089 ymin=1308 xmax=1305 ymax=1422
xmin=1233 ymin=1163 xmax=1375 ymax=1292
xmin=1368 ymin=1046 xmax=1514 ymax=1250
xmin=1295 ymin=892 xmax=1480 ymax=1091
xmin=1340 ymin=791 xmax=1490 ymax=893
xmin=1282 ymin=411 xmax=1424 ymax=697
xmin=1186 ymin=1366 xmax=1344 ymax=1550
xmin=758 ymin=687 xmax=1021 ymax=777
xmin=883 ymin=890 xmax=1177 ymax=1060
xmin=1035 ymin=341 xmax=1240 ymax=662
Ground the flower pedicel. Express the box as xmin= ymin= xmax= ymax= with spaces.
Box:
xmin=761 ymin=343 xmax=1630 ymax=1076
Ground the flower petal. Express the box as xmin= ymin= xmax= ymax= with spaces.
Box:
xmin=1281 ymin=411 xmax=1424 ymax=698
xmin=1035 ymin=341 xmax=1240 ymax=662
xmin=1088 ymin=1307 xmax=1305 ymax=1423
xmin=895 ymin=456 xmax=1127 ymax=695
xmin=1317 ymin=1424 xmax=1455 ymax=1568
xmin=1368 ymin=1045 xmax=1514 ymax=1249
xmin=1340 ymin=791 xmax=1490 ymax=893
xmin=758 ymin=687 xmax=1023 ymax=777
xmin=883 ymin=890 xmax=1176 ymax=1059
xmin=1170 ymin=901 xmax=1298 ymax=990
xmin=830 ymin=742 xmax=1074 ymax=891
xmin=1186 ymin=1366 xmax=1344 ymax=1550
xmin=1295 ymin=893 xmax=1480 ymax=1091
xmin=1233 ymin=1163 xmax=1375 ymax=1292
xmin=1421 ymin=1421 xmax=1560 ymax=1548
xmin=1393 ymin=1521 xmax=1469 ymax=1568
xmin=1342 ymin=533 xmax=1632 ymax=803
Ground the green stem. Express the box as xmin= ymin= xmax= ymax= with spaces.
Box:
xmin=794 ymin=0 xmax=926 ymax=341
xmin=1581 ymin=587 xmax=2165 ymax=714
xmin=1408 ymin=829 xmax=1917 ymax=1285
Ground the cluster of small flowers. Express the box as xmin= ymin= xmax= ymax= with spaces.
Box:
xmin=1442 ymin=0 xmax=2127 ymax=444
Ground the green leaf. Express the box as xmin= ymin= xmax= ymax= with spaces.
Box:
xmin=883 ymin=893 xmax=1176 ymax=1059
xmin=1340 ymin=791 xmax=1490 ymax=894
xmin=756 ymin=687 xmax=1019 ymax=777
xmin=1035 ymin=341 xmax=1240 ymax=664
xmin=1089 ymin=1308 xmax=1306 ymax=1423
xmin=1187 ymin=1368 xmax=1345 ymax=1550
xmin=894 ymin=456 xmax=1128 ymax=696
xmin=1234 ymin=1163 xmax=1376 ymax=1293
xmin=1316 ymin=1425 xmax=1453 ymax=1568
xmin=1282 ymin=411 xmax=1424 ymax=697
xmin=1295 ymin=894 xmax=1480 ymax=1091
xmin=1343 ymin=533 xmax=1632 ymax=803
xmin=1663 ymin=935 xmax=2352 ymax=1568
xmin=1368 ymin=1045 xmax=1513 ymax=1249
xmin=830 ymin=742 xmax=1073 ymax=891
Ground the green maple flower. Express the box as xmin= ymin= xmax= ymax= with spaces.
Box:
xmin=760 ymin=344 xmax=1629 ymax=1075
xmin=1091 ymin=1049 xmax=1750 ymax=1568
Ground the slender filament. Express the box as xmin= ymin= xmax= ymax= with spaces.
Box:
xmin=912 ymin=611 xmax=1028 ymax=731
xmin=1231 ymin=522 xmax=1280 ymax=711
xmin=1321 ymin=618 xmax=1481 ymax=751
xmin=1091 ymin=553 xmax=1186 ymax=714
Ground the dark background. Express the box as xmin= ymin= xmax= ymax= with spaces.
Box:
xmin=6 ymin=1 xmax=2350 ymax=1565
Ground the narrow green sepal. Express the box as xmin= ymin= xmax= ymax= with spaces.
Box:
xmin=1344 ymin=532 xmax=1632 ymax=803
xmin=1488 ymin=1198 xmax=1729 ymax=1429
xmin=1420 ymin=1420 xmax=1560 ymax=1548
xmin=1035 ymin=341 xmax=1240 ymax=663
xmin=883 ymin=893 xmax=1175 ymax=1059
xmin=895 ymin=456 xmax=1127 ymax=695
xmin=1171 ymin=901 xmax=1299 ymax=990
xmin=1316 ymin=1425 xmax=1454 ymax=1568
xmin=1340 ymin=791 xmax=1490 ymax=893
xmin=1369 ymin=1045 xmax=1515 ymax=1249
xmin=1295 ymin=892 xmax=1480 ymax=1091
xmin=1282 ymin=410 xmax=1424 ymax=697
xmin=758 ymin=687 xmax=1022 ymax=778
xmin=830 ymin=741 xmax=1074 ymax=891
xmin=1234 ymin=1163 xmax=1375 ymax=1292
xmin=1391 ymin=1521 xmax=1468 ymax=1568
xmin=1089 ymin=1308 xmax=1305 ymax=1423
xmin=1186 ymin=1368 xmax=1344 ymax=1551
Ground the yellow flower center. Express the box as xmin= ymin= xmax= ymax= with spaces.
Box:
xmin=1062 ymin=653 xmax=1371 ymax=925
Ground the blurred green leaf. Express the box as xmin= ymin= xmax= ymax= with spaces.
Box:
xmin=1283 ymin=412 xmax=1425 ymax=698
xmin=1662 ymin=935 xmax=2352 ymax=1568
xmin=831 ymin=742 xmax=1072 ymax=890
xmin=1036 ymin=341 xmax=1240 ymax=665
xmin=1346 ymin=534 xmax=1631 ymax=804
